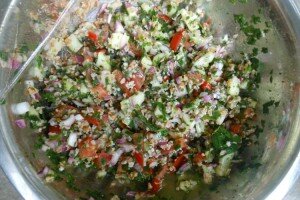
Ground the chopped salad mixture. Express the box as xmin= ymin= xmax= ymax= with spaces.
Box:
xmin=10 ymin=0 xmax=265 ymax=199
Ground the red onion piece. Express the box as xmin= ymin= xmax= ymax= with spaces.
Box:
xmin=116 ymin=137 xmax=126 ymax=144
xmin=176 ymin=103 xmax=183 ymax=110
xmin=99 ymin=3 xmax=108 ymax=14
xmin=45 ymin=140 xmax=58 ymax=149
xmin=15 ymin=119 xmax=26 ymax=128
xmin=109 ymin=149 xmax=124 ymax=167
xmin=38 ymin=166 xmax=49 ymax=178
xmin=104 ymin=95 xmax=111 ymax=101
xmin=52 ymin=80 xmax=61 ymax=87
xmin=175 ymin=77 xmax=181 ymax=84
xmin=120 ymin=144 xmax=135 ymax=153
xmin=56 ymin=143 xmax=69 ymax=153
xmin=133 ymin=163 xmax=143 ymax=173
xmin=115 ymin=21 xmax=125 ymax=33
xmin=125 ymin=2 xmax=132 ymax=8
xmin=148 ymin=67 xmax=156 ymax=74
xmin=203 ymin=95 xmax=212 ymax=103
xmin=68 ymin=157 xmax=75 ymax=165
xmin=167 ymin=61 xmax=175 ymax=75
xmin=177 ymin=163 xmax=191 ymax=173
xmin=74 ymin=55 xmax=84 ymax=64
xmin=107 ymin=14 xmax=112 ymax=24
xmin=126 ymin=191 xmax=136 ymax=197
xmin=157 ymin=141 xmax=168 ymax=146
xmin=10 ymin=58 xmax=21 ymax=70
xmin=33 ymin=93 xmax=41 ymax=100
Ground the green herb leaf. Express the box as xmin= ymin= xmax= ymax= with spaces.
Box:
xmin=212 ymin=126 xmax=241 ymax=154
xmin=0 ymin=51 xmax=9 ymax=61
xmin=0 ymin=99 xmax=6 ymax=105
xmin=262 ymin=47 xmax=269 ymax=54
xmin=46 ymin=149 xmax=68 ymax=165
xmin=65 ymin=173 xmax=80 ymax=191
xmin=263 ymin=100 xmax=273 ymax=114
xmin=86 ymin=190 xmax=105 ymax=200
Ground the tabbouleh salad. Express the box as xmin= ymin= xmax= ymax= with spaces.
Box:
xmin=9 ymin=0 xmax=267 ymax=199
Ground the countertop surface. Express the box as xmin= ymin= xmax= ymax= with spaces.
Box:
xmin=0 ymin=167 xmax=299 ymax=200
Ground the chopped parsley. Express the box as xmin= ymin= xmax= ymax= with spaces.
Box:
xmin=0 ymin=99 xmax=6 ymax=105
xmin=0 ymin=50 xmax=9 ymax=61
xmin=234 ymin=14 xmax=264 ymax=45
xmin=212 ymin=126 xmax=241 ymax=154
xmin=262 ymin=100 xmax=280 ymax=114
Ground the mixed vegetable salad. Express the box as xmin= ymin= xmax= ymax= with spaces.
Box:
xmin=8 ymin=0 xmax=268 ymax=199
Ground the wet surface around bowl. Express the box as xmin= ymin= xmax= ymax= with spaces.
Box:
xmin=1 ymin=167 xmax=299 ymax=200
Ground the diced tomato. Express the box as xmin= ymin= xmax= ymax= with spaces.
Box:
xmin=102 ymin=114 xmax=109 ymax=123
xmin=48 ymin=125 xmax=61 ymax=134
xmin=54 ymin=104 xmax=77 ymax=117
xmin=129 ymin=43 xmax=143 ymax=58
xmin=88 ymin=31 xmax=98 ymax=43
xmin=160 ymin=147 xmax=174 ymax=155
xmin=158 ymin=14 xmax=172 ymax=23
xmin=184 ymin=40 xmax=193 ymax=49
xmin=113 ymin=70 xmax=145 ymax=97
xmin=193 ymin=152 xmax=205 ymax=164
xmin=94 ymin=152 xmax=112 ymax=167
xmin=173 ymin=154 xmax=187 ymax=170
xmin=230 ymin=124 xmax=242 ymax=134
xmin=114 ymin=70 xmax=131 ymax=97
xmin=163 ymin=76 xmax=170 ymax=82
xmin=170 ymin=30 xmax=184 ymax=51
xmin=98 ymin=152 xmax=112 ymax=161
xmin=175 ymin=138 xmax=188 ymax=151
xmin=92 ymin=106 xmax=102 ymax=112
xmin=91 ymin=84 xmax=110 ymax=100
xmin=244 ymin=108 xmax=255 ymax=119
xmin=150 ymin=165 xmax=168 ymax=193
xmin=134 ymin=151 xmax=144 ymax=167
xmin=78 ymin=137 xmax=98 ymax=159
xmin=156 ymin=164 xmax=169 ymax=180
xmin=147 ymin=168 xmax=154 ymax=175
xmin=200 ymin=81 xmax=212 ymax=91
xmin=150 ymin=178 xmax=161 ymax=193
xmin=133 ymin=73 xmax=145 ymax=90
xmin=187 ymin=73 xmax=202 ymax=82
xmin=95 ymin=48 xmax=107 ymax=54
xmin=192 ymin=90 xmax=201 ymax=98
xmin=85 ymin=116 xmax=100 ymax=127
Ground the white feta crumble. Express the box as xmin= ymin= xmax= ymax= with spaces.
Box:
xmin=177 ymin=180 xmax=197 ymax=191
xmin=109 ymin=33 xmax=129 ymax=50
xmin=67 ymin=133 xmax=78 ymax=147
xmin=97 ymin=170 xmax=107 ymax=179
xmin=227 ymin=76 xmax=240 ymax=96
xmin=111 ymin=195 xmax=120 ymax=200
xmin=96 ymin=52 xmax=111 ymax=71
xmin=45 ymin=38 xmax=64 ymax=57
xmin=193 ymin=52 xmax=215 ymax=68
xmin=65 ymin=34 xmax=83 ymax=53
xmin=11 ymin=102 xmax=30 ymax=115
xmin=216 ymin=107 xmax=228 ymax=125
